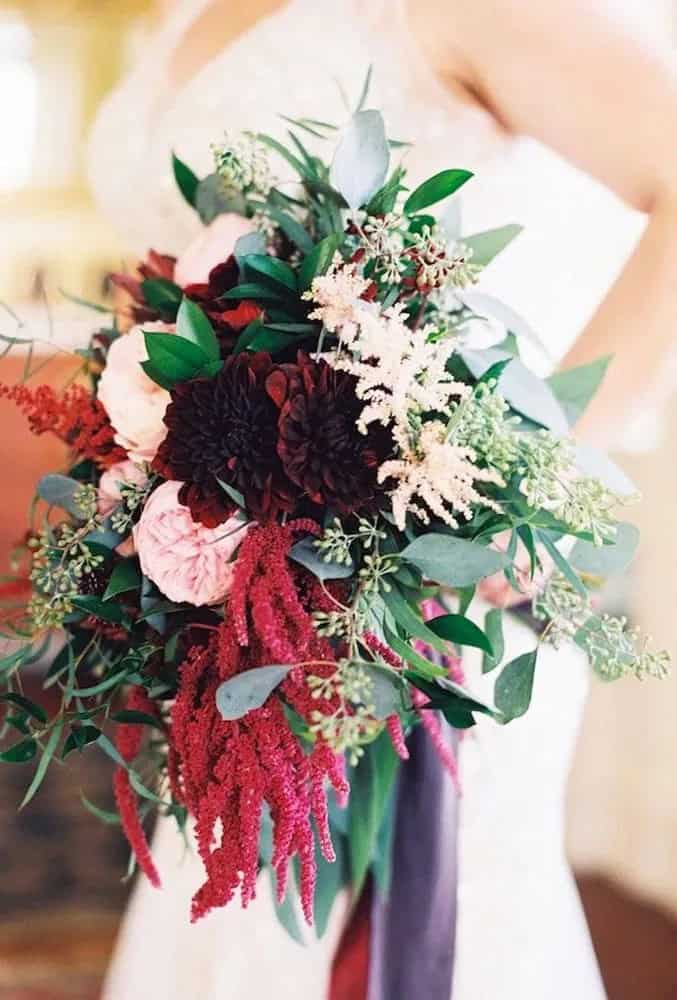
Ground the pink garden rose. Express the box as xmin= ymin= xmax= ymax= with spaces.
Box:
xmin=98 ymin=459 xmax=148 ymax=518
xmin=134 ymin=481 xmax=249 ymax=606
xmin=174 ymin=213 xmax=254 ymax=287
xmin=97 ymin=322 xmax=172 ymax=464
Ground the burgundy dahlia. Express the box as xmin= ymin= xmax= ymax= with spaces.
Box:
xmin=153 ymin=352 xmax=294 ymax=526
xmin=184 ymin=257 xmax=262 ymax=355
xmin=266 ymin=353 xmax=394 ymax=515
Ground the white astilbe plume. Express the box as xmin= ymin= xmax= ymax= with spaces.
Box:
xmin=333 ymin=305 xmax=469 ymax=433
xmin=303 ymin=254 xmax=371 ymax=340
xmin=379 ymin=421 xmax=503 ymax=530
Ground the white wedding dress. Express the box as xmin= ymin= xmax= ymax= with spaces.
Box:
xmin=88 ymin=2 xmax=647 ymax=996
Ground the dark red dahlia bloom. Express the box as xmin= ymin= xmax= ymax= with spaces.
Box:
xmin=153 ymin=352 xmax=295 ymax=526
xmin=184 ymin=257 xmax=262 ymax=355
xmin=266 ymin=353 xmax=394 ymax=515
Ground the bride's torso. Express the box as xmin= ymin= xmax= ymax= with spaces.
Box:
xmin=92 ymin=5 xmax=623 ymax=994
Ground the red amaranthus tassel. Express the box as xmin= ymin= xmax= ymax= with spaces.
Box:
xmin=169 ymin=521 xmax=349 ymax=924
xmin=113 ymin=686 xmax=161 ymax=887
xmin=0 ymin=382 xmax=126 ymax=469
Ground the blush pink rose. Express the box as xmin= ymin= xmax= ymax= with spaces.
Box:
xmin=98 ymin=459 xmax=148 ymax=557
xmin=98 ymin=459 xmax=148 ymax=518
xmin=134 ymin=481 xmax=249 ymax=606
xmin=97 ymin=322 xmax=172 ymax=464
xmin=174 ymin=213 xmax=254 ymax=287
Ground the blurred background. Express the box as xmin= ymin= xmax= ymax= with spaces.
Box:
xmin=1 ymin=1 xmax=677 ymax=998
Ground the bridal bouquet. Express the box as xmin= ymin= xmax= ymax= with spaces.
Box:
xmin=0 ymin=95 xmax=668 ymax=934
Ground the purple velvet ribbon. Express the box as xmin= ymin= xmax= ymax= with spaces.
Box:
xmin=367 ymin=721 xmax=459 ymax=1000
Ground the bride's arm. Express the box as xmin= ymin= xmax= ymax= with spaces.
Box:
xmin=413 ymin=0 xmax=677 ymax=445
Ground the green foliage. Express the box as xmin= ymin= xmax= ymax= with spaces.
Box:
xmin=427 ymin=613 xmax=494 ymax=656
xmin=347 ymin=732 xmax=399 ymax=898
xmin=482 ymin=608 xmax=505 ymax=674
xmin=172 ymin=152 xmax=200 ymax=208
xmin=494 ymin=649 xmax=538 ymax=722
xmin=547 ymin=356 xmax=612 ymax=427
xmin=403 ymin=169 xmax=473 ymax=215
xmin=401 ymin=534 xmax=509 ymax=588
xmin=215 ymin=665 xmax=292 ymax=721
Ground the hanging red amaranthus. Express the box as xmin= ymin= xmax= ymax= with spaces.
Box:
xmin=169 ymin=520 xmax=349 ymax=924
xmin=0 ymin=382 xmax=126 ymax=469
xmin=113 ymin=686 xmax=162 ymax=888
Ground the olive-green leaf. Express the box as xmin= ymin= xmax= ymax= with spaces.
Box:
xmin=462 ymin=223 xmax=523 ymax=267
xmin=0 ymin=737 xmax=37 ymax=763
xmin=299 ymin=233 xmax=343 ymax=291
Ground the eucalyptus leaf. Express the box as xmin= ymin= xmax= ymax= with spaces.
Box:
xmin=234 ymin=231 xmax=267 ymax=262
xmin=401 ymin=534 xmax=509 ymax=588
xmin=547 ymin=356 xmax=612 ymax=426
xmin=381 ymin=585 xmax=446 ymax=652
xmin=362 ymin=662 xmax=408 ymax=720
xmin=575 ymin=444 xmax=638 ymax=497
xmin=459 ymin=348 xmax=568 ymax=434
xmin=289 ymin=536 xmax=354 ymax=580
xmin=494 ymin=649 xmax=537 ymax=722
xmin=457 ymin=291 xmax=546 ymax=355
xmin=195 ymin=173 xmax=246 ymax=223
xmin=36 ymin=474 xmax=83 ymax=517
xmin=462 ymin=224 xmax=523 ymax=267
xmin=570 ymin=522 xmax=640 ymax=576
xmin=216 ymin=664 xmax=292 ymax=721
xmin=329 ymin=109 xmax=389 ymax=209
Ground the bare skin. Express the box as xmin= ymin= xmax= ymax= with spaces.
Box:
xmin=161 ymin=0 xmax=677 ymax=449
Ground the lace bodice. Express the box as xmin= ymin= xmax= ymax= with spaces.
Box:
xmin=88 ymin=0 xmax=644 ymax=369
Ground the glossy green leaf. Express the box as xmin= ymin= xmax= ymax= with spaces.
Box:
xmin=141 ymin=278 xmax=182 ymax=316
xmin=0 ymin=692 xmax=47 ymax=724
xmin=570 ymin=521 xmax=640 ymax=576
xmin=427 ymin=613 xmax=494 ymax=655
xmin=381 ymin=585 xmax=446 ymax=652
xmin=401 ymin=534 xmax=509 ymax=588
xmin=242 ymin=254 xmax=297 ymax=293
xmin=266 ymin=206 xmax=315 ymax=254
xmin=404 ymin=169 xmax=473 ymax=215
xmin=329 ymin=109 xmax=389 ymax=209
xmin=110 ymin=709 xmax=163 ymax=730
xmin=0 ymin=737 xmax=37 ymax=763
xmin=222 ymin=282 xmax=286 ymax=303
xmin=383 ymin=625 xmax=446 ymax=680
xmin=537 ymin=532 xmax=588 ymax=598
xmin=172 ymin=152 xmax=200 ymax=208
xmin=61 ymin=723 xmax=99 ymax=760
xmin=103 ymin=559 xmax=141 ymax=601
xmin=482 ymin=608 xmax=505 ymax=674
xmin=215 ymin=664 xmax=292 ymax=721
xmin=299 ymin=233 xmax=343 ymax=291
xmin=494 ymin=649 xmax=538 ymax=722
xmin=142 ymin=330 xmax=213 ymax=387
xmin=176 ymin=297 xmax=220 ymax=361
xmin=71 ymin=595 xmax=126 ymax=624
